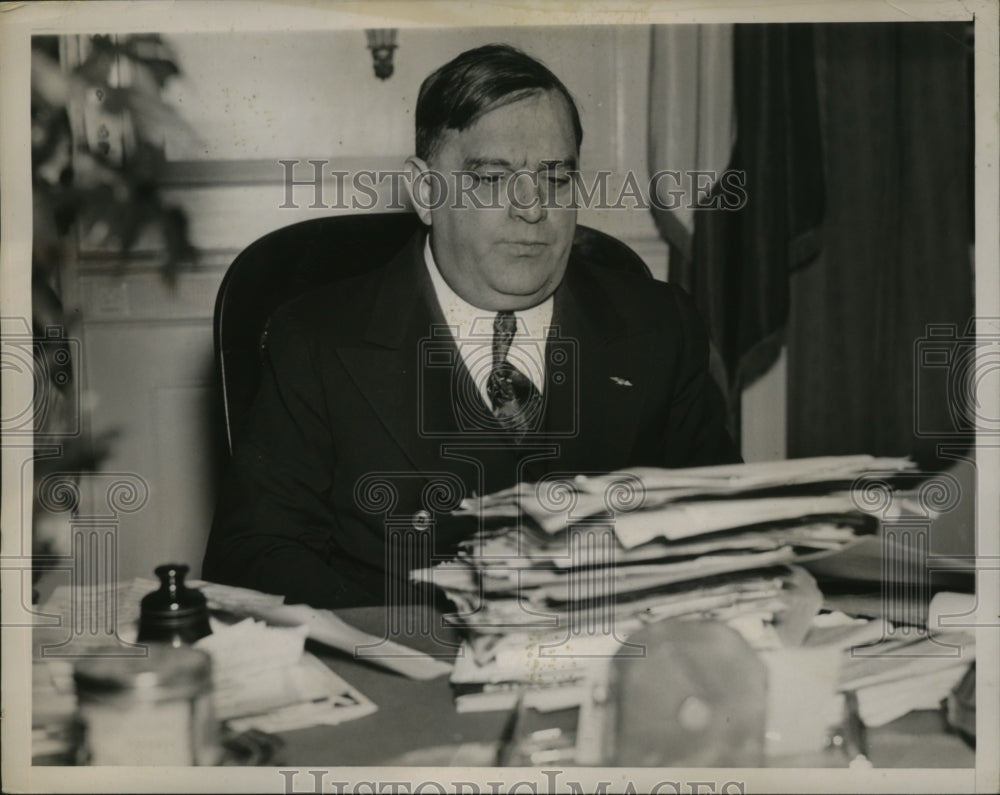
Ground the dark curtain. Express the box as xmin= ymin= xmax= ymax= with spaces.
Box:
xmin=680 ymin=24 xmax=825 ymax=437
xmin=787 ymin=23 xmax=974 ymax=461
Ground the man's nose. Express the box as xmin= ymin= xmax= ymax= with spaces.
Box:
xmin=508 ymin=172 xmax=546 ymax=223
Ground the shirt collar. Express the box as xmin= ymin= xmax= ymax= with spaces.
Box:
xmin=422 ymin=235 xmax=553 ymax=340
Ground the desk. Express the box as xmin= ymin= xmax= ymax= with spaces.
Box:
xmin=30 ymin=583 xmax=975 ymax=769
xmin=274 ymin=607 xmax=975 ymax=768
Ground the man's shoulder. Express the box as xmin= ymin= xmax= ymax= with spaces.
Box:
xmin=268 ymin=228 xmax=425 ymax=338
xmin=268 ymin=260 xmax=392 ymax=338
xmin=571 ymin=246 xmax=696 ymax=324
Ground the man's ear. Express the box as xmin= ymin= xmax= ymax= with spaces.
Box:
xmin=404 ymin=156 xmax=435 ymax=226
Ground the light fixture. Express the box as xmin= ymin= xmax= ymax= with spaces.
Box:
xmin=365 ymin=29 xmax=398 ymax=80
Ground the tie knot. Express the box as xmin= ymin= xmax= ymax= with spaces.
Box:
xmin=492 ymin=311 xmax=517 ymax=366
xmin=493 ymin=311 xmax=517 ymax=336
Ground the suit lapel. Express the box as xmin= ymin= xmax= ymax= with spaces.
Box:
xmin=335 ymin=233 xmax=520 ymax=491
xmin=533 ymin=255 xmax=648 ymax=479
xmin=336 ymin=233 xmax=460 ymax=477
xmin=337 ymin=232 xmax=649 ymax=489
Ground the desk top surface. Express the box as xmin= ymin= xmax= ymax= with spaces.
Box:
xmin=29 ymin=582 xmax=975 ymax=769
xmin=275 ymin=607 xmax=975 ymax=769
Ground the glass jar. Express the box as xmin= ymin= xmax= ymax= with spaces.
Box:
xmin=73 ymin=645 xmax=221 ymax=766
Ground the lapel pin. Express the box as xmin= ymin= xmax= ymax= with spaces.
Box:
xmin=610 ymin=376 xmax=633 ymax=387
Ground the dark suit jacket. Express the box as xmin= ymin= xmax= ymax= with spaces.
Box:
xmin=204 ymin=231 xmax=739 ymax=607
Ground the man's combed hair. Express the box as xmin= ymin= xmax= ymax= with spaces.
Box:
xmin=415 ymin=43 xmax=584 ymax=162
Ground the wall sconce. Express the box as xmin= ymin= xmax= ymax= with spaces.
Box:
xmin=365 ymin=29 xmax=398 ymax=80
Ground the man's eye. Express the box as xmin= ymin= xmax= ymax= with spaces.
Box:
xmin=475 ymin=173 xmax=504 ymax=186
xmin=546 ymin=175 xmax=571 ymax=187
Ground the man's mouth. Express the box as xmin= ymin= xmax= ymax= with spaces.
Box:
xmin=501 ymin=241 xmax=550 ymax=254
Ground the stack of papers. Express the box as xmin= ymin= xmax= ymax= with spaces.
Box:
xmin=830 ymin=592 xmax=977 ymax=727
xmin=192 ymin=580 xmax=452 ymax=681
xmin=413 ymin=456 xmax=917 ymax=712
xmin=194 ymin=617 xmax=376 ymax=733
xmin=458 ymin=455 xmax=915 ymax=545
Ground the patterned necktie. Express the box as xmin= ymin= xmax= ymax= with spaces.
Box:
xmin=486 ymin=311 xmax=542 ymax=438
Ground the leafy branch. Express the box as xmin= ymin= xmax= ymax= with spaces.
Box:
xmin=30 ymin=34 xmax=196 ymax=583
xmin=32 ymin=34 xmax=197 ymax=283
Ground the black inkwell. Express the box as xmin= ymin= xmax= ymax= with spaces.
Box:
xmin=137 ymin=563 xmax=212 ymax=646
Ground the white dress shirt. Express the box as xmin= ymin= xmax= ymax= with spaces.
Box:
xmin=423 ymin=236 xmax=553 ymax=408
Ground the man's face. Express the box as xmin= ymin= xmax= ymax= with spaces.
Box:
xmin=413 ymin=90 xmax=578 ymax=311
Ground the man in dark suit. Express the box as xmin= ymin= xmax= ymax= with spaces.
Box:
xmin=204 ymin=44 xmax=738 ymax=608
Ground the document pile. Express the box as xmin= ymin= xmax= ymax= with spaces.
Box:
xmin=811 ymin=593 xmax=977 ymax=728
xmin=193 ymin=616 xmax=376 ymax=734
xmin=412 ymin=456 xmax=916 ymax=712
